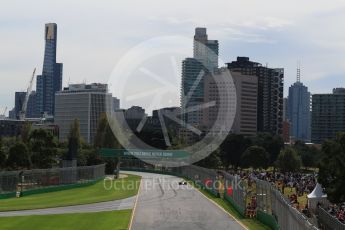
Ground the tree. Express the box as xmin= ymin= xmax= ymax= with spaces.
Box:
xmin=169 ymin=135 xmax=187 ymax=150
xmin=86 ymin=149 xmax=103 ymax=166
xmin=94 ymin=113 xmax=121 ymax=174
xmin=293 ymin=140 xmax=321 ymax=168
xmin=94 ymin=113 xmax=108 ymax=148
xmin=196 ymin=149 xmax=222 ymax=169
xmin=21 ymin=122 xmax=32 ymax=144
xmin=252 ymin=133 xmax=284 ymax=165
xmin=276 ymin=147 xmax=302 ymax=172
xmin=67 ymin=119 xmax=81 ymax=160
xmin=77 ymin=140 xmax=103 ymax=166
xmin=220 ymin=134 xmax=252 ymax=169
xmin=318 ymin=132 xmax=345 ymax=203
xmin=29 ymin=129 xmax=57 ymax=168
xmin=0 ymin=138 xmax=6 ymax=169
xmin=56 ymin=141 xmax=68 ymax=160
xmin=94 ymin=113 xmax=121 ymax=148
xmin=241 ymin=146 xmax=269 ymax=169
xmin=6 ymin=141 xmax=30 ymax=169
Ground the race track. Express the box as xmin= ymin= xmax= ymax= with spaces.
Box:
xmin=126 ymin=171 xmax=245 ymax=230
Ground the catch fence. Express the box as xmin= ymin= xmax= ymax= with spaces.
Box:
xmin=0 ymin=164 xmax=105 ymax=198
xmin=317 ymin=205 xmax=345 ymax=230
xmin=255 ymin=178 xmax=318 ymax=230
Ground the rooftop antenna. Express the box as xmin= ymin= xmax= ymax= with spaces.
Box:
xmin=297 ymin=61 xmax=301 ymax=83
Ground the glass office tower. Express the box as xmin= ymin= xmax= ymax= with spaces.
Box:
xmin=36 ymin=23 xmax=63 ymax=116
xmin=181 ymin=28 xmax=219 ymax=127
xmin=288 ymin=80 xmax=311 ymax=142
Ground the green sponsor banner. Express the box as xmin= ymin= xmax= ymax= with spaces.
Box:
xmin=100 ymin=148 xmax=189 ymax=158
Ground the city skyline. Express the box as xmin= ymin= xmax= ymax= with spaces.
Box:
xmin=1 ymin=2 xmax=345 ymax=230
xmin=1 ymin=0 xmax=345 ymax=114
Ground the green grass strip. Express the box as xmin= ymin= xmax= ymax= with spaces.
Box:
xmin=0 ymin=174 xmax=141 ymax=212
xmin=0 ymin=209 xmax=132 ymax=230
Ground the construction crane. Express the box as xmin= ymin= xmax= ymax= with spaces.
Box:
xmin=2 ymin=106 xmax=7 ymax=116
xmin=19 ymin=68 xmax=36 ymax=120
xmin=0 ymin=106 xmax=7 ymax=119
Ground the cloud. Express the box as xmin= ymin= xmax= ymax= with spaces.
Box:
xmin=215 ymin=27 xmax=277 ymax=44
xmin=1 ymin=0 xmax=345 ymax=114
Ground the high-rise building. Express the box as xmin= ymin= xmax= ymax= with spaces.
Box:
xmin=26 ymin=91 xmax=39 ymax=118
xmin=55 ymin=83 xmax=112 ymax=144
xmin=181 ymin=58 xmax=206 ymax=126
xmin=123 ymin=106 xmax=147 ymax=133
xmin=181 ymin=28 xmax=219 ymax=127
xmin=193 ymin=27 xmax=219 ymax=72
xmin=113 ymin=97 xmax=120 ymax=111
xmin=14 ymin=92 xmax=26 ymax=119
xmin=311 ymin=88 xmax=345 ymax=143
xmin=282 ymin=121 xmax=290 ymax=143
xmin=36 ymin=23 xmax=63 ymax=116
xmin=283 ymin=97 xmax=288 ymax=121
xmin=282 ymin=98 xmax=290 ymax=142
xmin=13 ymin=91 xmax=38 ymax=119
xmin=125 ymin=106 xmax=146 ymax=120
xmin=333 ymin=88 xmax=345 ymax=94
xmin=227 ymin=57 xmax=284 ymax=135
xmin=203 ymin=68 xmax=257 ymax=135
xmin=0 ymin=120 xmax=27 ymax=137
xmin=8 ymin=108 xmax=15 ymax=119
xmin=287 ymin=68 xmax=311 ymax=142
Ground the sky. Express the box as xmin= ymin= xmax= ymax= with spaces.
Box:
xmin=1 ymin=0 xmax=345 ymax=115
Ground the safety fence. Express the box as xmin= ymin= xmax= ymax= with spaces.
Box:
xmin=222 ymin=171 xmax=246 ymax=215
xmin=255 ymin=178 xmax=318 ymax=230
xmin=317 ymin=206 xmax=345 ymax=230
xmin=0 ymin=164 xmax=105 ymax=199
xmin=179 ymin=165 xmax=220 ymax=197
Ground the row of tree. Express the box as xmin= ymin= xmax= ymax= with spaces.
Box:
xmin=318 ymin=132 xmax=345 ymax=203
xmin=0 ymin=127 xmax=57 ymax=170
xmin=196 ymin=133 xmax=321 ymax=172
xmin=197 ymin=132 xmax=345 ymax=204
xmin=0 ymin=116 xmax=109 ymax=171
xmin=0 ymin=116 xmax=321 ymax=173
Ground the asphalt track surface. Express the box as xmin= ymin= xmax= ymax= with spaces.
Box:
xmin=0 ymin=195 xmax=136 ymax=217
xmin=126 ymin=171 xmax=245 ymax=230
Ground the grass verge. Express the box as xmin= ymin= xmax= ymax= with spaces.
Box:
xmin=0 ymin=174 xmax=141 ymax=212
xmin=0 ymin=209 xmax=131 ymax=230
xmin=188 ymin=180 xmax=271 ymax=230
